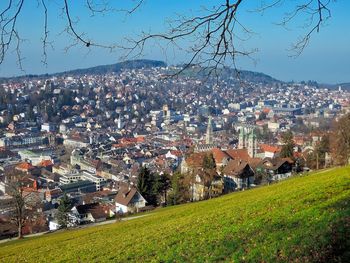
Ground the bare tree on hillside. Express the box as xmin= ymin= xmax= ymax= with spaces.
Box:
xmin=331 ymin=114 xmax=350 ymax=166
xmin=7 ymin=182 xmax=28 ymax=239
xmin=5 ymin=171 xmax=40 ymax=239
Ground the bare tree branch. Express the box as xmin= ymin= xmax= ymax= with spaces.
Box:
xmin=286 ymin=0 xmax=332 ymax=56
xmin=0 ymin=0 xmax=335 ymax=74
xmin=86 ymin=0 xmax=112 ymax=15
xmin=122 ymin=0 xmax=256 ymax=77
xmin=0 ymin=0 xmax=25 ymax=69
xmin=63 ymin=0 xmax=118 ymax=51
xmin=41 ymin=0 xmax=49 ymax=65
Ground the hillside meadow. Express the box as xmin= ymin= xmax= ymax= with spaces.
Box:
xmin=1 ymin=167 xmax=350 ymax=262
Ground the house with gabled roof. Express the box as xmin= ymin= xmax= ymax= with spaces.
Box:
xmin=211 ymin=148 xmax=231 ymax=169
xmin=70 ymin=203 xmax=114 ymax=225
xmin=115 ymin=187 xmax=146 ymax=214
xmin=190 ymin=170 xmax=224 ymax=201
xmin=181 ymin=149 xmax=231 ymax=174
xmin=222 ymin=159 xmax=255 ymax=191
xmin=259 ymin=144 xmax=281 ymax=158
xmin=256 ymin=157 xmax=294 ymax=181
xmin=180 ymin=151 xmax=224 ymax=201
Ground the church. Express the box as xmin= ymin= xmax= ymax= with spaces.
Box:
xmin=238 ymin=126 xmax=258 ymax=158
xmin=194 ymin=116 xmax=217 ymax=153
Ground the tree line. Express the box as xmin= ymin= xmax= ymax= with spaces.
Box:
xmin=279 ymin=113 xmax=350 ymax=169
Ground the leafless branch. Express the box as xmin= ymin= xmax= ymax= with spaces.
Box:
xmin=41 ymin=0 xmax=50 ymax=65
xmin=63 ymin=0 xmax=118 ymax=51
xmin=0 ymin=0 xmax=25 ymax=69
xmin=122 ymin=0 xmax=257 ymax=77
xmin=114 ymin=0 xmax=145 ymax=15
xmin=86 ymin=0 xmax=114 ymax=16
xmin=0 ymin=0 xmax=335 ymax=73
xmin=125 ymin=0 xmax=145 ymax=14
xmin=285 ymin=0 xmax=332 ymax=56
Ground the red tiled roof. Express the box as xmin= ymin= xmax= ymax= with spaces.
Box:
xmin=38 ymin=160 xmax=53 ymax=167
xmin=136 ymin=136 xmax=145 ymax=143
xmin=225 ymin=149 xmax=250 ymax=162
xmin=16 ymin=162 xmax=34 ymax=171
xmin=263 ymin=108 xmax=271 ymax=114
xmin=211 ymin=148 xmax=230 ymax=164
xmin=185 ymin=152 xmax=208 ymax=168
xmin=260 ymin=144 xmax=281 ymax=154
xmin=119 ymin=137 xmax=144 ymax=145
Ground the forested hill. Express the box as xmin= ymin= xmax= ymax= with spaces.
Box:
xmin=56 ymin=59 xmax=167 ymax=76
xmin=0 ymin=60 xmax=167 ymax=81
xmin=1 ymin=60 xmax=348 ymax=86
xmin=60 ymin=62 xmax=281 ymax=84
xmin=0 ymin=59 xmax=280 ymax=85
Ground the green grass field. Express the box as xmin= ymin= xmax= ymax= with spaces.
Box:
xmin=1 ymin=167 xmax=350 ymax=262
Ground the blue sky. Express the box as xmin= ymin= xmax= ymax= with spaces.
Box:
xmin=0 ymin=0 xmax=349 ymax=83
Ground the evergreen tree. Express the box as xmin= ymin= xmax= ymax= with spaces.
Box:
xmin=153 ymin=173 xmax=171 ymax=205
xmin=167 ymin=172 xmax=189 ymax=206
xmin=26 ymin=105 xmax=34 ymax=121
xmin=137 ymin=167 xmax=157 ymax=206
xmin=280 ymin=131 xmax=294 ymax=159
xmin=57 ymin=194 xmax=72 ymax=228
xmin=203 ymin=153 xmax=216 ymax=170
xmin=202 ymin=153 xmax=217 ymax=199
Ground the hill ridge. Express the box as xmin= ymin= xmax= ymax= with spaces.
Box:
xmin=0 ymin=59 xmax=281 ymax=85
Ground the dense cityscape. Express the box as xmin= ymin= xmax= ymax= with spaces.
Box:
xmin=0 ymin=61 xmax=348 ymax=238
xmin=0 ymin=0 xmax=349 ymax=261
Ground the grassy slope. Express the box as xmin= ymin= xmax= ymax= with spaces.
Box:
xmin=1 ymin=167 xmax=350 ymax=263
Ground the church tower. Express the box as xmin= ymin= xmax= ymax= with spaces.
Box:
xmin=247 ymin=128 xmax=257 ymax=158
xmin=205 ymin=116 xmax=214 ymax=144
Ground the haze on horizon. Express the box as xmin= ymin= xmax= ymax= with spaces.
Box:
xmin=0 ymin=0 xmax=349 ymax=84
